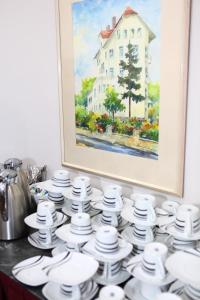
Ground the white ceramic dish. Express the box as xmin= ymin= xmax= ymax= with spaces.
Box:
xmin=63 ymin=187 xmax=102 ymax=202
xmin=42 ymin=280 xmax=98 ymax=300
xmin=92 ymin=214 xmax=128 ymax=232
xmin=94 ymin=269 xmax=130 ymax=286
xmin=55 ymin=223 xmax=94 ymax=244
xmin=36 ymin=180 xmax=71 ymax=193
xmin=28 ymin=231 xmax=64 ymax=250
xmin=121 ymin=205 xmax=157 ymax=227
xmin=126 ymin=254 xmax=174 ymax=286
xmin=166 ymin=251 xmax=200 ymax=288
xmin=62 ymin=201 xmax=100 ymax=217
xmin=121 ymin=226 xmax=155 ymax=247
xmin=91 ymin=197 xmax=131 ymax=212
xmin=24 ymin=211 xmax=67 ymax=230
xmin=12 ymin=255 xmax=51 ymax=286
xmin=83 ymin=237 xmax=132 ymax=263
xmin=43 ymin=252 xmax=99 ymax=285
xmin=124 ymin=278 xmax=162 ymax=300
xmin=166 ymin=222 xmax=200 ymax=241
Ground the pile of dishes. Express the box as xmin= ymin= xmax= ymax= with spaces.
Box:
xmin=24 ymin=200 xmax=67 ymax=250
xmin=12 ymin=169 xmax=200 ymax=299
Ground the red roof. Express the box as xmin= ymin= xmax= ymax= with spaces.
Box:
xmin=99 ymin=6 xmax=138 ymax=39
xmin=123 ymin=6 xmax=138 ymax=16
xmin=100 ymin=29 xmax=113 ymax=39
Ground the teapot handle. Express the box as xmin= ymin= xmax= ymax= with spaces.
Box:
xmin=0 ymin=178 xmax=8 ymax=222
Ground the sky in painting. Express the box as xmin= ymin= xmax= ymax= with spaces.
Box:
xmin=72 ymin=0 xmax=160 ymax=92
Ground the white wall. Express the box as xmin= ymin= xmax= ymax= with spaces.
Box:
xmin=0 ymin=0 xmax=199 ymax=203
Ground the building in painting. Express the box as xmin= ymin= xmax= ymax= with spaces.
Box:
xmin=87 ymin=7 xmax=155 ymax=119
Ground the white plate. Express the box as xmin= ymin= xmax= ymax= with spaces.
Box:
xmin=169 ymin=281 xmax=195 ymax=300
xmin=91 ymin=197 xmax=132 ymax=212
xmin=28 ymin=231 xmax=64 ymax=250
xmin=55 ymin=223 xmax=94 ymax=244
xmin=51 ymin=242 xmax=84 ymax=256
xmin=121 ymin=226 xmax=154 ymax=247
xmin=43 ymin=252 xmax=99 ymax=285
xmin=63 ymin=187 xmax=102 ymax=201
xmin=42 ymin=280 xmax=98 ymax=300
xmin=24 ymin=211 xmax=67 ymax=230
xmin=121 ymin=205 xmax=157 ymax=227
xmin=126 ymin=255 xmax=174 ymax=286
xmin=62 ymin=201 xmax=100 ymax=218
xmin=92 ymin=214 xmax=128 ymax=232
xmin=12 ymin=255 xmax=51 ymax=286
xmin=94 ymin=269 xmax=130 ymax=286
xmin=36 ymin=180 xmax=71 ymax=193
xmin=166 ymin=223 xmax=200 ymax=241
xmin=82 ymin=237 xmax=132 ymax=263
xmin=166 ymin=251 xmax=200 ymax=288
xmin=124 ymin=278 xmax=162 ymax=300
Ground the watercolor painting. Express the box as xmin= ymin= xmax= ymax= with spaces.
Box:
xmin=72 ymin=0 xmax=160 ymax=160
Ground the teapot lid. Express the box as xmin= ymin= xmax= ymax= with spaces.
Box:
xmin=4 ymin=158 xmax=22 ymax=169
xmin=0 ymin=169 xmax=17 ymax=179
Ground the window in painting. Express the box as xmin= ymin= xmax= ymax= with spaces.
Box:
xmin=109 ymin=49 xmax=114 ymax=58
xmin=137 ymin=28 xmax=142 ymax=37
xmin=101 ymin=62 xmax=105 ymax=73
xmin=110 ymin=68 xmax=114 ymax=77
xmin=133 ymin=45 xmax=139 ymax=59
xmin=117 ymin=30 xmax=120 ymax=39
xmin=124 ymin=29 xmax=128 ymax=38
xmin=119 ymin=46 xmax=124 ymax=58
xmin=119 ymin=66 xmax=124 ymax=76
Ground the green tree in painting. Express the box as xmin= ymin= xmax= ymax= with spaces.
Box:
xmin=148 ymin=82 xmax=160 ymax=123
xmin=148 ymin=82 xmax=160 ymax=104
xmin=118 ymin=43 xmax=144 ymax=118
xmin=75 ymin=77 xmax=96 ymax=107
xmin=103 ymin=86 xmax=125 ymax=122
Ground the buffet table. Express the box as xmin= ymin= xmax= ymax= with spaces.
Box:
xmin=0 ymin=237 xmax=50 ymax=300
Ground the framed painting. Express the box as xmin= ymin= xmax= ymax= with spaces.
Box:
xmin=57 ymin=0 xmax=191 ymax=196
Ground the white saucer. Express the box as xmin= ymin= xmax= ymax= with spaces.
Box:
xmin=42 ymin=280 xmax=98 ymax=300
xmin=51 ymin=242 xmax=84 ymax=256
xmin=94 ymin=269 xmax=130 ymax=286
xmin=62 ymin=201 xmax=100 ymax=217
xmin=24 ymin=211 xmax=67 ymax=230
xmin=92 ymin=214 xmax=128 ymax=232
xmin=165 ymin=235 xmax=198 ymax=253
xmin=124 ymin=278 xmax=162 ymax=300
xmin=169 ymin=280 xmax=185 ymax=296
xmin=12 ymin=255 xmax=51 ymax=286
xmin=121 ymin=226 xmax=154 ymax=247
xmin=36 ymin=180 xmax=71 ymax=193
xmin=43 ymin=252 xmax=99 ymax=285
xmin=166 ymin=251 xmax=200 ymax=288
xmin=55 ymin=224 xmax=94 ymax=244
xmin=166 ymin=223 xmax=200 ymax=241
xmin=83 ymin=237 xmax=132 ymax=263
xmin=63 ymin=187 xmax=102 ymax=201
xmin=169 ymin=280 xmax=195 ymax=300
xmin=126 ymin=255 xmax=174 ymax=286
xmin=28 ymin=231 xmax=64 ymax=250
xmin=91 ymin=197 xmax=131 ymax=212
xmin=121 ymin=205 xmax=157 ymax=227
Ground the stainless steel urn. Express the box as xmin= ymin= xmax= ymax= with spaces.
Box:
xmin=4 ymin=158 xmax=33 ymax=213
xmin=0 ymin=170 xmax=28 ymax=240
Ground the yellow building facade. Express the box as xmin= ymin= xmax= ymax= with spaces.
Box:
xmin=87 ymin=7 xmax=155 ymax=119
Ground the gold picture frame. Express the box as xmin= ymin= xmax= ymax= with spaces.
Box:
xmin=57 ymin=0 xmax=191 ymax=196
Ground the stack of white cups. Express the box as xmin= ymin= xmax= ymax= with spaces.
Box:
xmin=121 ymin=194 xmax=157 ymax=255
